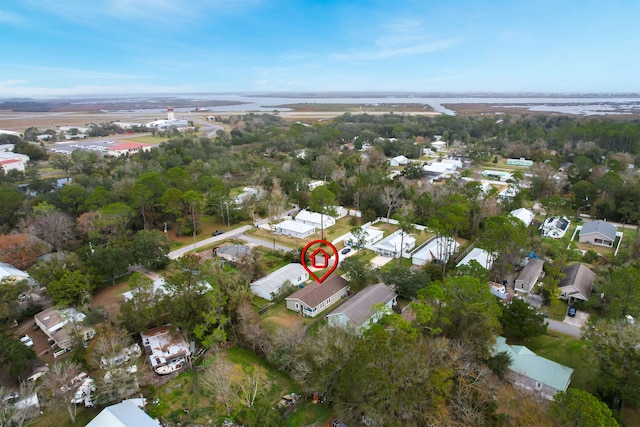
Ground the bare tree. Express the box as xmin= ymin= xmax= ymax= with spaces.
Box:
xmin=268 ymin=178 xmax=287 ymax=225
xmin=42 ymin=361 xmax=82 ymax=424
xmin=202 ymin=354 xmax=272 ymax=411
xmin=235 ymin=302 xmax=272 ymax=356
xmin=32 ymin=211 xmax=75 ymax=253
xmin=380 ymin=186 xmax=403 ymax=222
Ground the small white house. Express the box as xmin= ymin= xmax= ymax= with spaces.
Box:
xmin=412 ymin=237 xmax=459 ymax=266
xmin=0 ymin=262 xmax=30 ymax=283
xmin=510 ymin=208 xmax=535 ymax=227
xmin=274 ymin=219 xmax=316 ymax=239
xmin=295 ymin=209 xmax=336 ymax=230
xmin=456 ymin=248 xmax=496 ymax=271
xmin=344 ymin=226 xmax=384 ymax=247
xmin=373 ymin=230 xmax=416 ymax=258
xmin=389 ymin=155 xmax=410 ymax=167
xmin=250 ymin=263 xmax=309 ymax=301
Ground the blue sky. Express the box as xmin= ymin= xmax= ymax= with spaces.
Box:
xmin=1 ymin=0 xmax=639 ymax=97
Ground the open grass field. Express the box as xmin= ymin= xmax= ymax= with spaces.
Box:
xmin=125 ymin=135 xmax=169 ymax=144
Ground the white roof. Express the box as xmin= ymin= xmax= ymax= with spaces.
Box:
xmin=86 ymin=400 xmax=159 ymax=427
xmin=423 ymin=162 xmax=453 ymax=174
xmin=391 ymin=155 xmax=409 ymax=163
xmin=0 ymin=262 xmax=30 ymax=281
xmin=122 ymin=278 xmax=167 ymax=301
xmin=375 ymin=231 xmax=416 ymax=252
xmin=510 ymin=208 xmax=535 ymax=227
xmin=276 ymin=219 xmax=316 ymax=234
xmin=251 ymin=263 xmax=308 ymax=296
xmin=456 ymin=248 xmax=495 ymax=270
xmin=295 ymin=209 xmax=335 ymax=226
xmin=413 ymin=237 xmax=459 ymax=263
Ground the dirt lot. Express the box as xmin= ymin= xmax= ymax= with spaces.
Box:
xmin=92 ymin=280 xmax=131 ymax=322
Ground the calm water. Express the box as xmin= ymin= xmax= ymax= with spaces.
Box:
xmin=88 ymin=93 xmax=640 ymax=116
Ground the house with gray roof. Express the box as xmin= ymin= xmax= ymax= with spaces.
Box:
xmin=558 ymin=263 xmax=596 ymax=302
xmin=250 ymin=263 xmax=309 ymax=301
xmin=214 ymin=244 xmax=252 ymax=263
xmin=579 ymin=220 xmax=617 ymax=247
xmin=514 ymin=258 xmax=544 ymax=294
xmin=86 ymin=399 xmax=159 ymax=427
xmin=327 ymin=283 xmax=397 ymax=331
xmin=286 ymin=275 xmax=349 ymax=317
xmin=493 ymin=336 xmax=573 ymax=400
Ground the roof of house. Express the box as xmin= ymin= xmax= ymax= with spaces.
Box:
xmin=327 ymin=283 xmax=396 ymax=327
xmin=494 ymin=336 xmax=573 ymax=392
xmin=276 ymin=219 xmax=316 ymax=234
xmin=412 ymin=237 xmax=459 ymax=262
xmin=456 ymin=247 xmax=495 ymax=270
xmin=558 ymin=263 xmax=596 ymax=299
xmin=0 ymin=262 xmax=29 ymax=280
xmin=86 ymin=400 xmax=159 ymax=427
xmin=251 ymin=263 xmax=308 ymax=295
xmin=374 ymin=231 xmax=416 ymax=252
xmin=34 ymin=307 xmax=85 ymax=333
xmin=216 ymin=244 xmax=251 ymax=258
xmin=580 ymin=220 xmax=617 ymax=241
xmin=140 ymin=325 xmax=190 ymax=368
xmin=295 ymin=209 xmax=335 ymax=226
xmin=286 ymin=274 xmax=348 ymax=308
xmin=516 ymin=258 xmax=544 ymax=285
xmin=391 ymin=155 xmax=409 ymax=163
xmin=510 ymin=208 xmax=535 ymax=227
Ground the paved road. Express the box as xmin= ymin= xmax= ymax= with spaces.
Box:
xmin=168 ymin=225 xmax=252 ymax=259
xmin=545 ymin=319 xmax=582 ymax=338
xmin=238 ymin=234 xmax=293 ymax=252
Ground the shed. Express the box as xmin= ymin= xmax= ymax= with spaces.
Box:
xmin=510 ymin=208 xmax=535 ymax=227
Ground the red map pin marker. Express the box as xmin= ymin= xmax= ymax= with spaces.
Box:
xmin=301 ymin=239 xmax=339 ymax=284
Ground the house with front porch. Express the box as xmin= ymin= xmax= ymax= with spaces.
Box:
xmin=579 ymin=220 xmax=617 ymax=247
xmin=327 ymin=283 xmax=397 ymax=332
xmin=372 ymin=231 xmax=416 ymax=258
xmin=558 ymin=263 xmax=595 ymax=302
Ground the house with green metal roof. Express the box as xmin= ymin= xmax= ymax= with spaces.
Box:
xmin=493 ymin=336 xmax=573 ymax=400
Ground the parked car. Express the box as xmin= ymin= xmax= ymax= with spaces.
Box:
xmin=567 ymin=306 xmax=577 ymax=317
xmin=20 ymin=335 xmax=34 ymax=348
xmin=212 ymin=230 xmax=224 ymax=236
xmin=327 ymin=419 xmax=348 ymax=427
xmin=341 ymin=248 xmax=352 ymax=255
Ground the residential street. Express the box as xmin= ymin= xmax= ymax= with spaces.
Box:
xmin=168 ymin=225 xmax=252 ymax=259
xmin=237 ymin=234 xmax=294 ymax=252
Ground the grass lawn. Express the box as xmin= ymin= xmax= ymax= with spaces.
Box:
xmin=126 ymin=135 xmax=169 ymax=144
xmin=283 ymin=401 xmax=333 ymax=427
xmin=247 ymin=227 xmax=298 ymax=250
xmin=29 ymin=406 xmax=100 ymax=427
xmin=512 ymin=332 xmax=597 ymax=394
xmin=545 ymin=300 xmax=569 ymax=321
xmin=260 ymin=301 xmax=311 ymax=332
xmin=167 ymin=216 xmax=250 ymax=247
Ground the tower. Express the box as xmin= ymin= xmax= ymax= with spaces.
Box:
xmin=167 ymin=107 xmax=175 ymax=121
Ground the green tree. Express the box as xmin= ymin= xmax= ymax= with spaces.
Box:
xmin=0 ymin=336 xmax=36 ymax=377
xmin=551 ymin=389 xmax=618 ymax=427
xmin=0 ymin=185 xmax=24 ymax=232
xmin=118 ymin=273 xmax=165 ymax=333
xmin=585 ymin=319 xmax=640 ymax=409
xmin=338 ymin=256 xmax=378 ymax=292
xmin=130 ymin=230 xmax=170 ymax=269
xmin=47 ymin=270 xmax=98 ymax=306
xmin=479 ymin=214 xmax=528 ymax=281
xmin=309 ymin=186 xmax=337 ymax=240
xmin=599 ymin=264 xmax=640 ymax=318
xmin=382 ymin=264 xmax=430 ymax=299
xmin=500 ymin=298 xmax=548 ymax=340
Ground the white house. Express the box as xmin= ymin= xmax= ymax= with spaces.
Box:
xmin=579 ymin=220 xmax=617 ymax=247
xmin=510 ymin=208 xmax=535 ymax=227
xmin=122 ymin=278 xmax=168 ymax=302
xmin=456 ymin=248 xmax=496 ymax=271
xmin=389 ymin=155 xmax=410 ymax=167
xmin=441 ymin=158 xmax=463 ymax=169
xmin=273 ymin=219 xmax=316 ymax=239
xmin=107 ymin=142 xmax=152 ymax=157
xmin=412 ymin=237 xmax=459 ymax=266
xmin=540 ymin=216 xmax=570 ymax=239
xmin=233 ymin=187 xmax=264 ymax=205
xmin=0 ymin=151 xmax=29 ymax=173
xmin=140 ymin=325 xmax=191 ymax=375
xmin=422 ymin=161 xmax=456 ymax=178
xmin=34 ymin=307 xmax=95 ymax=353
xmin=308 ymin=180 xmax=325 ymax=190
xmin=373 ymin=230 xmax=416 ymax=258
xmin=250 ymin=263 xmax=309 ymax=301
xmin=344 ymin=226 xmax=384 ymax=247
xmin=431 ymin=140 xmax=447 ymax=152
xmin=295 ymin=209 xmax=336 ymax=230
xmin=327 ymin=283 xmax=397 ymax=331
xmin=482 ymin=170 xmax=512 ymax=182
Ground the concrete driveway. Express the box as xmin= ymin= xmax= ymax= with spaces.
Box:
xmin=563 ymin=309 xmax=589 ymax=328
xmin=370 ymin=255 xmax=393 ymax=268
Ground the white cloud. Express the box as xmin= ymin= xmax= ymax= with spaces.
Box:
xmin=6 ymin=64 xmax=139 ymax=80
xmin=0 ymin=9 xmax=27 ymax=24
xmin=330 ymin=37 xmax=459 ymax=61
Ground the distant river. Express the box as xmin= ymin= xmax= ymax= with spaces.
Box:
xmin=96 ymin=93 xmax=640 ymax=116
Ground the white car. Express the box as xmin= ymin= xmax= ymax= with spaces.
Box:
xmin=20 ymin=335 xmax=34 ymax=348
